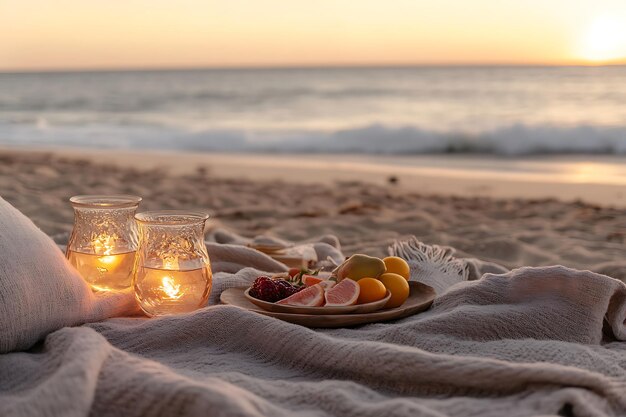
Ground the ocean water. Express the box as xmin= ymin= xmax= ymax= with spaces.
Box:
xmin=2 ymin=66 xmax=626 ymax=155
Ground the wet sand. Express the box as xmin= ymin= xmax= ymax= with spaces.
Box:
xmin=4 ymin=146 xmax=626 ymax=207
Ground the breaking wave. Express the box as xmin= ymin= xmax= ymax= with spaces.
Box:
xmin=2 ymin=122 xmax=626 ymax=156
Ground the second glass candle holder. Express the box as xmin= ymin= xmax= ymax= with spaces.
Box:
xmin=133 ymin=210 xmax=213 ymax=317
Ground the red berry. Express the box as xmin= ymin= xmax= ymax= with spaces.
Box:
xmin=249 ymin=276 xmax=282 ymax=302
xmin=275 ymin=279 xmax=300 ymax=298
xmin=249 ymin=276 xmax=304 ymax=302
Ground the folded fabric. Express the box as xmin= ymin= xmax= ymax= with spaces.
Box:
xmin=0 ymin=196 xmax=137 ymax=353
xmin=208 ymin=227 xmax=345 ymax=267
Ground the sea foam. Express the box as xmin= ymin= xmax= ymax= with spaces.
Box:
xmin=2 ymin=121 xmax=626 ymax=155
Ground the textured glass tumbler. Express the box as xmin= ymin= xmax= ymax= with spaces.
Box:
xmin=134 ymin=210 xmax=212 ymax=317
xmin=66 ymin=195 xmax=141 ymax=292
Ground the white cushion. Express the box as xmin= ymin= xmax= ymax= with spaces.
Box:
xmin=0 ymin=196 xmax=136 ymax=353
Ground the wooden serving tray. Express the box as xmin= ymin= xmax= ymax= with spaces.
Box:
xmin=220 ymin=281 xmax=436 ymax=328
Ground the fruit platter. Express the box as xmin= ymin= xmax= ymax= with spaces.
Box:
xmin=244 ymin=275 xmax=393 ymax=315
xmin=220 ymin=254 xmax=437 ymax=328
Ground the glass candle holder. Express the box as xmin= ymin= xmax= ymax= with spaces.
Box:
xmin=66 ymin=195 xmax=141 ymax=292
xmin=134 ymin=210 xmax=212 ymax=317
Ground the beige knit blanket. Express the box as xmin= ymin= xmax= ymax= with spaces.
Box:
xmin=1 ymin=230 xmax=626 ymax=416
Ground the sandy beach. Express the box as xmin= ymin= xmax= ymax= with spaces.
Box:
xmin=1 ymin=148 xmax=625 ymax=281
xmin=5 ymin=146 xmax=626 ymax=205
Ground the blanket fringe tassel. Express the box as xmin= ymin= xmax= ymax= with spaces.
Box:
xmin=389 ymin=237 xmax=469 ymax=281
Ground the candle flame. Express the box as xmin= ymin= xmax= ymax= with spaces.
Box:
xmin=160 ymin=276 xmax=183 ymax=299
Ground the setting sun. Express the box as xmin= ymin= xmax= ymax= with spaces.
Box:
xmin=578 ymin=15 xmax=626 ymax=62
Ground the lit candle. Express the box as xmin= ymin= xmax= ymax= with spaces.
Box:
xmin=134 ymin=254 xmax=210 ymax=314
xmin=92 ymin=233 xmax=116 ymax=255
xmin=66 ymin=195 xmax=141 ymax=293
xmin=133 ymin=210 xmax=212 ymax=317
xmin=160 ymin=276 xmax=183 ymax=299
xmin=67 ymin=233 xmax=136 ymax=292
xmin=93 ymin=233 xmax=123 ymax=269
xmin=159 ymin=256 xmax=184 ymax=300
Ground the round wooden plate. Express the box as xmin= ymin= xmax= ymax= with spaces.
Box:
xmin=220 ymin=281 xmax=436 ymax=328
xmin=244 ymin=288 xmax=392 ymax=315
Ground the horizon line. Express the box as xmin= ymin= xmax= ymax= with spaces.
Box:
xmin=2 ymin=61 xmax=626 ymax=74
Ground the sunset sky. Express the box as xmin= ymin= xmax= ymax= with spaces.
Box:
xmin=1 ymin=0 xmax=626 ymax=71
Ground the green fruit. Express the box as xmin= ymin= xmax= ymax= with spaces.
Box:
xmin=333 ymin=254 xmax=386 ymax=282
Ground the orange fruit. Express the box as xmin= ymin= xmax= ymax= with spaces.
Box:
xmin=382 ymin=256 xmax=411 ymax=281
xmin=277 ymin=284 xmax=325 ymax=306
xmin=324 ymin=279 xmax=359 ymax=306
xmin=357 ymin=278 xmax=387 ymax=304
xmin=302 ymin=275 xmax=324 ymax=287
xmin=379 ymin=273 xmax=410 ymax=308
xmin=302 ymin=275 xmax=335 ymax=290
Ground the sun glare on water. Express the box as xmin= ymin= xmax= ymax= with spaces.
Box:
xmin=578 ymin=15 xmax=626 ymax=63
